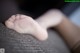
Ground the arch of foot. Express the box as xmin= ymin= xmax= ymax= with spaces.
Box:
xmin=5 ymin=14 xmax=48 ymax=41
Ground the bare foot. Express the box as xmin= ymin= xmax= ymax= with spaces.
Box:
xmin=5 ymin=14 xmax=48 ymax=41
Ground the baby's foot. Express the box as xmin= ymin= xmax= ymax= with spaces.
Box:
xmin=5 ymin=14 xmax=48 ymax=41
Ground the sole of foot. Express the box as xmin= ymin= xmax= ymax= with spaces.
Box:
xmin=5 ymin=14 xmax=48 ymax=41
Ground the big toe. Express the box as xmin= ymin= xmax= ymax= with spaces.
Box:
xmin=5 ymin=15 xmax=16 ymax=29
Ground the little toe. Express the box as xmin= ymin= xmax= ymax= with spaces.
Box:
xmin=20 ymin=15 xmax=32 ymax=19
xmin=15 ymin=14 xmax=21 ymax=20
xmin=20 ymin=15 xmax=26 ymax=19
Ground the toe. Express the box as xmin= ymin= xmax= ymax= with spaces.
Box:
xmin=20 ymin=15 xmax=27 ymax=19
xmin=20 ymin=15 xmax=32 ymax=19
xmin=20 ymin=15 xmax=25 ymax=19
xmin=5 ymin=20 xmax=14 ymax=29
xmin=8 ymin=15 xmax=16 ymax=22
xmin=15 ymin=14 xmax=21 ymax=20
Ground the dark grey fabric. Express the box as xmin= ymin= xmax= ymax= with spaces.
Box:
xmin=0 ymin=23 xmax=70 ymax=53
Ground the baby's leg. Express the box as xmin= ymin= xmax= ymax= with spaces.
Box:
xmin=36 ymin=9 xmax=63 ymax=29
xmin=36 ymin=9 xmax=80 ymax=52
xmin=5 ymin=14 xmax=48 ymax=41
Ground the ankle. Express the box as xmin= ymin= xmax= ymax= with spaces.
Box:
xmin=36 ymin=9 xmax=64 ymax=29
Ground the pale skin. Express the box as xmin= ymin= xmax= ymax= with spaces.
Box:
xmin=5 ymin=9 xmax=80 ymax=50
xmin=5 ymin=14 xmax=48 ymax=41
xmin=5 ymin=9 xmax=63 ymax=41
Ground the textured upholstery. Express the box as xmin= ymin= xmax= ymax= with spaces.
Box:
xmin=0 ymin=23 xmax=70 ymax=53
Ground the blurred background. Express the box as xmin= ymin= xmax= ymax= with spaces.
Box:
xmin=0 ymin=0 xmax=80 ymax=26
